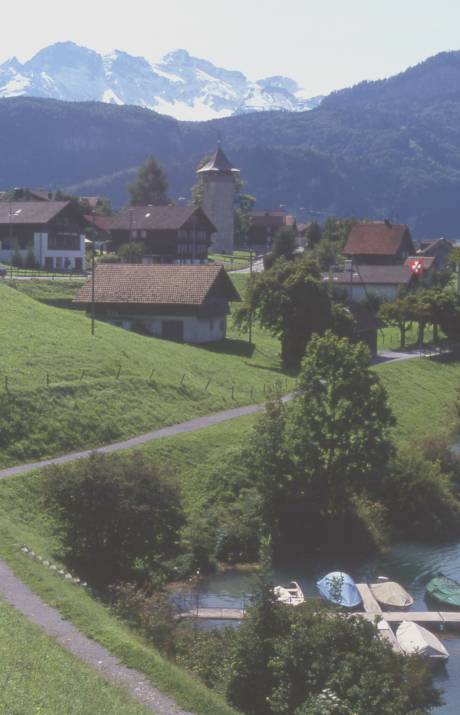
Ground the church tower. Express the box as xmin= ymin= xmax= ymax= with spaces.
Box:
xmin=197 ymin=146 xmax=239 ymax=254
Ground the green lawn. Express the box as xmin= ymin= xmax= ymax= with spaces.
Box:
xmin=0 ymin=598 xmax=152 ymax=715
xmin=0 ymin=471 xmax=237 ymax=715
xmin=209 ymin=251 xmax=250 ymax=271
xmin=0 ymin=279 xmax=292 ymax=467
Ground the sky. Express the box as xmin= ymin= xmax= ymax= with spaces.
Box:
xmin=2 ymin=0 xmax=460 ymax=95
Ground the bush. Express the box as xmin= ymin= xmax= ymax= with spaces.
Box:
xmin=382 ymin=450 xmax=460 ymax=539
xmin=44 ymin=452 xmax=184 ymax=585
xmin=97 ymin=253 xmax=120 ymax=264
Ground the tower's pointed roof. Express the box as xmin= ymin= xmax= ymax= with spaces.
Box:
xmin=197 ymin=146 xmax=239 ymax=174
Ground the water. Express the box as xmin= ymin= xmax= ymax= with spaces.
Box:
xmin=196 ymin=540 xmax=460 ymax=713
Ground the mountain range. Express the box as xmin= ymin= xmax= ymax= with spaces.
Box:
xmin=0 ymin=42 xmax=322 ymax=121
xmin=1 ymin=50 xmax=460 ymax=237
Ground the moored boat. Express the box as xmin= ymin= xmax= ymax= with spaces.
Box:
xmin=396 ymin=621 xmax=449 ymax=660
xmin=316 ymin=571 xmax=362 ymax=608
xmin=426 ymin=574 xmax=460 ymax=609
xmin=370 ymin=581 xmax=414 ymax=609
xmin=274 ymin=580 xmax=304 ymax=606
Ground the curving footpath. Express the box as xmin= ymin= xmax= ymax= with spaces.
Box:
xmin=0 ymin=395 xmax=293 ymax=480
xmin=0 ymin=396 xmax=294 ymax=712
xmin=0 ymin=559 xmax=192 ymax=714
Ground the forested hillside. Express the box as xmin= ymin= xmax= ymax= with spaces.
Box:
xmin=3 ymin=51 xmax=460 ymax=236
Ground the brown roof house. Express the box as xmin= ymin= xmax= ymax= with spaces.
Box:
xmin=248 ymin=211 xmax=297 ymax=248
xmin=109 ymin=205 xmax=216 ymax=264
xmin=74 ymin=264 xmax=240 ymax=343
xmin=343 ymin=221 xmax=415 ymax=265
xmin=417 ymin=237 xmax=454 ymax=269
xmin=323 ymin=264 xmax=414 ymax=302
xmin=0 ymin=201 xmax=87 ymax=271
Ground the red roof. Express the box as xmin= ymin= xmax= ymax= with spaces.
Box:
xmin=73 ymin=264 xmax=240 ymax=306
xmin=249 ymin=212 xmax=295 ymax=229
xmin=343 ymin=222 xmax=413 ymax=256
xmin=84 ymin=214 xmax=114 ymax=232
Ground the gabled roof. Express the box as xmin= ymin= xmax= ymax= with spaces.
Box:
xmin=343 ymin=222 xmax=413 ymax=256
xmin=109 ymin=205 xmax=216 ymax=232
xmin=73 ymin=264 xmax=240 ymax=306
xmin=417 ymin=237 xmax=453 ymax=256
xmin=197 ymin=147 xmax=239 ymax=174
xmin=0 ymin=201 xmax=70 ymax=225
xmin=249 ymin=212 xmax=294 ymax=229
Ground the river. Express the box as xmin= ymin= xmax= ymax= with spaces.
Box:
xmin=194 ymin=540 xmax=460 ymax=713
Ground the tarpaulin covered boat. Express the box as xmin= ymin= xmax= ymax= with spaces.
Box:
xmin=316 ymin=571 xmax=362 ymax=608
xmin=396 ymin=621 xmax=449 ymax=660
xmin=370 ymin=581 xmax=414 ymax=609
xmin=426 ymin=575 xmax=460 ymax=609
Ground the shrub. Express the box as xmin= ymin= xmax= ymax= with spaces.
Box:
xmin=43 ymin=452 xmax=184 ymax=585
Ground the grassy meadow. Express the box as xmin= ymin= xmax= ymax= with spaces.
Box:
xmin=0 ymin=598 xmax=152 ymax=715
xmin=0 ymin=278 xmax=293 ymax=467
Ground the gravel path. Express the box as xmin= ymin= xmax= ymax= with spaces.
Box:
xmin=0 ymin=559 xmax=192 ymax=714
xmin=0 ymin=399 xmax=289 ymax=480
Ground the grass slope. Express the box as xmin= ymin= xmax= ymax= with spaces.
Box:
xmin=0 ymin=473 xmax=238 ymax=715
xmin=0 ymin=598 xmax=151 ymax=715
xmin=0 ymin=280 xmax=292 ymax=467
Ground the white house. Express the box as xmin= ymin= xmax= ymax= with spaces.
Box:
xmin=0 ymin=201 xmax=86 ymax=270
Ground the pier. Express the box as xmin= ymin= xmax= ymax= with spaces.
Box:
xmin=179 ymin=583 xmax=460 ymax=626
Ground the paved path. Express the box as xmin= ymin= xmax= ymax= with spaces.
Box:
xmin=0 ymin=396 xmax=293 ymax=480
xmin=0 ymin=560 xmax=191 ymax=714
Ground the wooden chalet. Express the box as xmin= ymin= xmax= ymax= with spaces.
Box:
xmin=343 ymin=221 xmax=415 ymax=265
xmin=109 ymin=205 xmax=216 ymax=264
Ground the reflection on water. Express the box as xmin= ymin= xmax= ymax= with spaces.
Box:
xmin=197 ymin=541 xmax=460 ymax=714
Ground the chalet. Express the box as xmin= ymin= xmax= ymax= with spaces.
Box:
xmin=417 ymin=237 xmax=453 ymax=269
xmin=109 ymin=205 xmax=216 ymax=264
xmin=0 ymin=201 xmax=86 ymax=271
xmin=248 ymin=212 xmax=297 ymax=249
xmin=343 ymin=221 xmax=415 ymax=265
xmin=73 ymin=264 xmax=240 ymax=343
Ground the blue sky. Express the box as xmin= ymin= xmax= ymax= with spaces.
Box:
xmin=2 ymin=0 xmax=460 ymax=95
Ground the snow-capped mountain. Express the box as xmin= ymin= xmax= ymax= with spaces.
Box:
xmin=0 ymin=42 xmax=322 ymax=121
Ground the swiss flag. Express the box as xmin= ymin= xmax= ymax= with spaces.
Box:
xmin=409 ymin=257 xmax=424 ymax=276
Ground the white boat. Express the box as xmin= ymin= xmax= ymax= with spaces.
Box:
xmin=274 ymin=580 xmax=304 ymax=606
xmin=396 ymin=621 xmax=449 ymax=660
xmin=370 ymin=581 xmax=414 ymax=609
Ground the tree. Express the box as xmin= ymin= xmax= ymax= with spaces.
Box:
xmin=271 ymin=226 xmax=297 ymax=260
xmin=44 ymin=452 xmax=184 ymax=586
xmin=128 ymin=155 xmax=169 ymax=206
xmin=304 ymin=221 xmax=322 ymax=248
xmin=379 ymin=296 xmax=414 ymax=348
xmin=235 ymin=192 xmax=256 ymax=247
xmin=321 ymin=217 xmax=356 ymax=244
xmin=118 ymin=241 xmax=146 ymax=263
xmin=227 ymin=592 xmax=440 ymax=715
xmin=234 ymin=257 xmax=334 ymax=367
xmin=245 ymin=333 xmax=394 ymax=550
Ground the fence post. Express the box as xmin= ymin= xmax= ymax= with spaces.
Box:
xmin=46 ymin=372 xmax=50 ymax=386
xmin=116 ymin=365 xmax=121 ymax=379
xmin=149 ymin=369 xmax=155 ymax=381
xmin=205 ymin=379 xmax=211 ymax=392
xmin=4 ymin=376 xmax=8 ymax=392
xmin=231 ymin=385 xmax=234 ymax=399
xmin=180 ymin=374 xmax=186 ymax=385
xmin=80 ymin=369 xmax=85 ymax=381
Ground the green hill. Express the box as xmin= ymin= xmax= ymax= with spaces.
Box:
xmin=5 ymin=51 xmax=460 ymax=235
xmin=0 ymin=281 xmax=292 ymax=468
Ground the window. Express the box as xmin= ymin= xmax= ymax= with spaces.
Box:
xmin=75 ymin=257 xmax=83 ymax=272
xmin=140 ymin=230 xmax=147 ymax=239
xmin=55 ymin=257 xmax=63 ymax=269
xmin=47 ymin=234 xmax=80 ymax=251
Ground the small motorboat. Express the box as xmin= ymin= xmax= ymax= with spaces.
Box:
xmin=426 ymin=575 xmax=460 ymax=609
xmin=377 ymin=619 xmax=401 ymax=653
xmin=316 ymin=571 xmax=362 ymax=608
xmin=370 ymin=581 xmax=414 ymax=609
xmin=274 ymin=580 xmax=304 ymax=606
xmin=396 ymin=621 xmax=449 ymax=661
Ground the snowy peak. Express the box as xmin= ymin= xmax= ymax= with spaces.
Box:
xmin=0 ymin=42 xmax=323 ymax=120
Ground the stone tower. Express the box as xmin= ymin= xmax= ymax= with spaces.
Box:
xmin=197 ymin=146 xmax=239 ymax=254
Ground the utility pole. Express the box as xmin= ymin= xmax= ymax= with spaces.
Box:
xmin=8 ymin=201 xmax=12 ymax=279
xmin=248 ymin=246 xmax=253 ymax=346
xmin=91 ymin=211 xmax=96 ymax=336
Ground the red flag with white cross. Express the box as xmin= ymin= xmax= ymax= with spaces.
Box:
xmin=409 ymin=257 xmax=424 ymax=276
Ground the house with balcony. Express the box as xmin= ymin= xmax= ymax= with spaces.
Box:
xmin=0 ymin=201 xmax=86 ymax=271
xmin=109 ymin=205 xmax=215 ymax=264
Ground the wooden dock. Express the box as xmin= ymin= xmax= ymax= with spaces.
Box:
xmin=178 ymin=583 xmax=460 ymax=627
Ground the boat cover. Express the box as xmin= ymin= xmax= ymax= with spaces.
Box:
xmin=426 ymin=575 xmax=460 ymax=608
xmin=396 ymin=621 xmax=449 ymax=660
xmin=316 ymin=571 xmax=361 ymax=608
xmin=370 ymin=581 xmax=414 ymax=608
